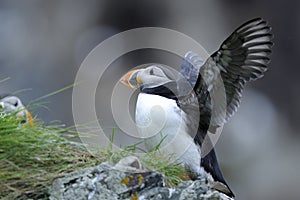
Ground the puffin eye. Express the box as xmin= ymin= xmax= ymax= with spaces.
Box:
xmin=149 ymin=68 xmax=154 ymax=75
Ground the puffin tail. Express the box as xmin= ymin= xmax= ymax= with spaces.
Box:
xmin=201 ymin=147 xmax=235 ymax=198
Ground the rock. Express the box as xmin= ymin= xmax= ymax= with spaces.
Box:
xmin=113 ymin=155 xmax=144 ymax=172
xmin=49 ymin=157 xmax=233 ymax=200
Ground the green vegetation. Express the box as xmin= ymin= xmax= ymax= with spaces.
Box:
xmin=0 ymin=112 xmax=98 ymax=199
xmin=0 ymin=111 xmax=186 ymax=199
xmin=100 ymin=131 xmax=186 ymax=187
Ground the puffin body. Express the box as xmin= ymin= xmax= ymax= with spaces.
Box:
xmin=120 ymin=18 xmax=273 ymax=198
xmin=136 ymin=92 xmax=202 ymax=175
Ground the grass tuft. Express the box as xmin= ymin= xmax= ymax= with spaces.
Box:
xmin=0 ymin=112 xmax=98 ymax=199
xmin=0 ymin=112 xmax=187 ymax=199
xmin=99 ymin=132 xmax=187 ymax=187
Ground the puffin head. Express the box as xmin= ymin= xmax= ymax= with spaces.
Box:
xmin=0 ymin=95 xmax=34 ymax=126
xmin=120 ymin=65 xmax=176 ymax=89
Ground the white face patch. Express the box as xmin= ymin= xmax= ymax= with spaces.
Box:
xmin=0 ymin=96 xmax=24 ymax=112
xmin=138 ymin=66 xmax=175 ymax=88
xmin=0 ymin=96 xmax=28 ymax=122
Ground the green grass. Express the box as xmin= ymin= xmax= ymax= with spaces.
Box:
xmin=0 ymin=112 xmax=98 ymax=199
xmin=99 ymin=131 xmax=186 ymax=187
xmin=0 ymin=111 xmax=186 ymax=199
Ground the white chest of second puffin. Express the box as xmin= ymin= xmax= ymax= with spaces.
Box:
xmin=135 ymin=93 xmax=202 ymax=174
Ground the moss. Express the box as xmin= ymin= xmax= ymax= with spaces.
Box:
xmin=120 ymin=177 xmax=130 ymax=185
xmin=130 ymin=193 xmax=139 ymax=200
xmin=137 ymin=174 xmax=143 ymax=185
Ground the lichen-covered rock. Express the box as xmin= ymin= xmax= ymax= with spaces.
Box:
xmin=49 ymin=157 xmax=233 ymax=200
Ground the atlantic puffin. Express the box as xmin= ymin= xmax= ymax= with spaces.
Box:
xmin=119 ymin=18 xmax=273 ymax=197
xmin=0 ymin=94 xmax=34 ymax=126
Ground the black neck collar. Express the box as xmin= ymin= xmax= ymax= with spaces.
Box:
xmin=140 ymin=81 xmax=178 ymax=101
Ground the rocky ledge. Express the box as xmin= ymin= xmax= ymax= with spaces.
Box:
xmin=49 ymin=156 xmax=233 ymax=200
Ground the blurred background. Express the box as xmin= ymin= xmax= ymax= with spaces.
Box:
xmin=0 ymin=0 xmax=299 ymax=199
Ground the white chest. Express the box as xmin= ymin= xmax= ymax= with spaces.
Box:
xmin=135 ymin=93 xmax=201 ymax=174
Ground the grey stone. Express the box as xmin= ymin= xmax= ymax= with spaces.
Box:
xmin=114 ymin=155 xmax=144 ymax=172
xmin=49 ymin=156 xmax=233 ymax=200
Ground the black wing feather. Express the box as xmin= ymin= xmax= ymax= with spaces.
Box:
xmin=178 ymin=18 xmax=273 ymax=198
xmin=195 ymin=17 xmax=273 ymax=123
xmin=191 ymin=18 xmax=272 ymax=198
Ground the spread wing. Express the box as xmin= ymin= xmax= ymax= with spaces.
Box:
xmin=177 ymin=18 xmax=272 ymax=197
xmin=177 ymin=52 xmax=204 ymax=96
xmin=193 ymin=18 xmax=273 ymax=125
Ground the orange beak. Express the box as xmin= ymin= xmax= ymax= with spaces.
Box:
xmin=119 ymin=69 xmax=142 ymax=89
xmin=25 ymin=109 xmax=34 ymax=126
xmin=25 ymin=110 xmax=34 ymax=126
xmin=17 ymin=109 xmax=34 ymax=126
